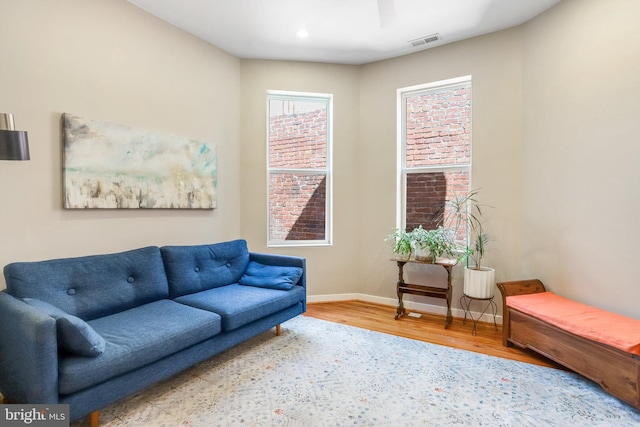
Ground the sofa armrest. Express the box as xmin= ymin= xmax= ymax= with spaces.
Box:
xmin=0 ymin=291 xmax=59 ymax=404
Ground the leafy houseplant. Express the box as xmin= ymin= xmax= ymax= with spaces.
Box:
xmin=446 ymin=189 xmax=488 ymax=268
xmin=386 ymin=227 xmax=413 ymax=259
xmin=447 ymin=189 xmax=495 ymax=298
xmin=387 ymin=226 xmax=456 ymax=263
xmin=411 ymin=225 xmax=456 ymax=263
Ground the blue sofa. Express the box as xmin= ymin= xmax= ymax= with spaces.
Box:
xmin=0 ymin=239 xmax=306 ymax=424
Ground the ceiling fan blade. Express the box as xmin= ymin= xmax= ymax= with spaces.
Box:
xmin=377 ymin=0 xmax=397 ymax=29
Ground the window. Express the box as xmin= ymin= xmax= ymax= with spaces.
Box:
xmin=267 ymin=91 xmax=332 ymax=246
xmin=398 ymin=76 xmax=471 ymax=241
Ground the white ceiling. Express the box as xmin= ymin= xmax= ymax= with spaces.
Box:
xmin=127 ymin=0 xmax=562 ymax=65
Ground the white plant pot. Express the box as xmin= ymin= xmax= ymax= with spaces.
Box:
xmin=463 ymin=266 xmax=495 ymax=299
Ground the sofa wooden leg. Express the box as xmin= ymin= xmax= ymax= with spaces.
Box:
xmin=90 ymin=411 xmax=99 ymax=427
xmin=276 ymin=324 xmax=281 ymax=336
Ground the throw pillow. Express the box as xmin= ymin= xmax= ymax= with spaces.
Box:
xmin=22 ymin=298 xmax=106 ymax=357
xmin=239 ymin=261 xmax=303 ymax=291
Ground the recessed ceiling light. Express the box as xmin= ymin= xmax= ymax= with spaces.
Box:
xmin=296 ymin=29 xmax=309 ymax=38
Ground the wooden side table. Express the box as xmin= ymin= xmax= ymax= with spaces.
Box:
xmin=392 ymin=257 xmax=457 ymax=328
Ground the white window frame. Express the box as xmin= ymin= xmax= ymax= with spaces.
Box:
xmin=396 ymin=76 xmax=472 ymax=231
xmin=266 ymin=90 xmax=333 ymax=247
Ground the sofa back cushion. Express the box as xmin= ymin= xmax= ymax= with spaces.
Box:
xmin=161 ymin=240 xmax=250 ymax=298
xmin=4 ymin=246 xmax=169 ymax=320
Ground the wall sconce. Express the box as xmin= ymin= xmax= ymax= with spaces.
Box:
xmin=0 ymin=113 xmax=30 ymax=161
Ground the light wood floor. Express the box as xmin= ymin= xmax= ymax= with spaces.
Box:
xmin=304 ymin=300 xmax=561 ymax=369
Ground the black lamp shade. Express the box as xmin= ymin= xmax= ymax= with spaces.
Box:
xmin=0 ymin=130 xmax=30 ymax=160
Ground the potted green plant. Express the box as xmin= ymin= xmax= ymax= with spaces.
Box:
xmin=447 ymin=189 xmax=495 ymax=298
xmin=411 ymin=225 xmax=456 ymax=263
xmin=386 ymin=227 xmax=413 ymax=260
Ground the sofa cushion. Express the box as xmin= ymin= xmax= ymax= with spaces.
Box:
xmin=161 ymin=240 xmax=250 ymax=298
xmin=4 ymin=247 xmax=169 ymax=320
xmin=58 ymin=299 xmax=221 ymax=395
xmin=23 ymin=298 xmax=105 ymax=357
xmin=174 ymin=283 xmax=305 ymax=331
xmin=239 ymin=261 xmax=303 ymax=291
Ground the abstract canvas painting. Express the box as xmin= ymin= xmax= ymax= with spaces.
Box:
xmin=63 ymin=113 xmax=217 ymax=209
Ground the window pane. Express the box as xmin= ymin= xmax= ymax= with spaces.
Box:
xmin=405 ymin=170 xmax=469 ymax=242
xmin=269 ymin=173 xmax=326 ymax=241
xmin=269 ymin=99 xmax=327 ymax=169
xmin=405 ymin=86 xmax=471 ymax=168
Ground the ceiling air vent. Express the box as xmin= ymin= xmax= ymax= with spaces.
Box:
xmin=409 ymin=33 xmax=441 ymax=48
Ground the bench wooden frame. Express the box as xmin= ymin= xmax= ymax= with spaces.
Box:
xmin=497 ymin=279 xmax=640 ymax=410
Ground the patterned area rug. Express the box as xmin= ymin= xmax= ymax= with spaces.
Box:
xmin=73 ymin=316 xmax=640 ymax=426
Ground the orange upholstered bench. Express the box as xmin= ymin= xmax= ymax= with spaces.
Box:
xmin=498 ymin=279 xmax=640 ymax=409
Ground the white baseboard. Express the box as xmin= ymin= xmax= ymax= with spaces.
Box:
xmin=307 ymin=293 xmax=503 ymax=325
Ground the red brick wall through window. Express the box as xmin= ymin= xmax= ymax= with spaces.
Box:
xmin=404 ymin=85 xmax=471 ymax=237
xmin=269 ymin=108 xmax=327 ymax=241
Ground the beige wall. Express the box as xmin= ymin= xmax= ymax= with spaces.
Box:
xmin=0 ymin=0 xmax=241 ymax=288
xmin=239 ymin=30 xmax=524 ymax=313
xmin=522 ymin=0 xmax=640 ymax=318
xmin=2 ymin=0 xmax=638 ymax=320
xmin=239 ymin=60 xmax=362 ymax=297
xmin=358 ymin=28 xmax=524 ymax=311
xmin=240 ymin=1 xmax=640 ymax=320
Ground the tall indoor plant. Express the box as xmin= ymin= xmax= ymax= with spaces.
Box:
xmin=448 ymin=189 xmax=495 ymax=299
